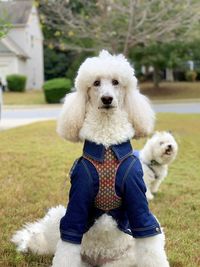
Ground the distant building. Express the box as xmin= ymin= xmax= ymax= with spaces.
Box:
xmin=0 ymin=0 xmax=44 ymax=89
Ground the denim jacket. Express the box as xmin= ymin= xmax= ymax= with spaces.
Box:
xmin=60 ymin=140 xmax=161 ymax=244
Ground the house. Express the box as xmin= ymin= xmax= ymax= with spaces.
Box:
xmin=0 ymin=0 xmax=44 ymax=89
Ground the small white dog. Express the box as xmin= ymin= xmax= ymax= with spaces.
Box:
xmin=135 ymin=132 xmax=178 ymax=200
xmin=12 ymin=51 xmax=169 ymax=267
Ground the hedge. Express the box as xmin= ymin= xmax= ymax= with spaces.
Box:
xmin=43 ymin=78 xmax=72 ymax=103
xmin=185 ymin=70 xmax=197 ymax=82
xmin=6 ymin=74 xmax=27 ymax=92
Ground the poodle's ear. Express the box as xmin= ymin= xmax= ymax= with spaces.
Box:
xmin=57 ymin=91 xmax=86 ymax=142
xmin=151 ymin=131 xmax=159 ymax=137
xmin=125 ymin=89 xmax=155 ymax=138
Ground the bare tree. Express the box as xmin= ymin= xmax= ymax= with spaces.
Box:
xmin=38 ymin=0 xmax=200 ymax=55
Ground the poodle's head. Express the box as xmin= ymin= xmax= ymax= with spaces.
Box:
xmin=57 ymin=50 xmax=155 ymax=142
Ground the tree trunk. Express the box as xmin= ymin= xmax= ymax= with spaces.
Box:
xmin=166 ymin=68 xmax=174 ymax=82
xmin=153 ymin=68 xmax=160 ymax=89
xmin=123 ymin=0 xmax=135 ymax=56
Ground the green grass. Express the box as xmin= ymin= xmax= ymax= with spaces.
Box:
xmin=3 ymin=91 xmax=46 ymax=105
xmin=0 ymin=114 xmax=200 ymax=266
xmin=140 ymin=81 xmax=200 ymax=100
xmin=2 ymin=82 xmax=200 ymax=106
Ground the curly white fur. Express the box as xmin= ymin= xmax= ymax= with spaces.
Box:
xmin=12 ymin=205 xmax=169 ymax=267
xmin=11 ymin=205 xmax=66 ymax=255
xmin=52 ymin=241 xmax=89 ymax=267
xmin=57 ymin=50 xmax=154 ymax=143
xmin=140 ymin=131 xmax=178 ymax=200
xmin=12 ymin=51 xmax=169 ymax=267
xmin=81 ymin=214 xmax=136 ymax=266
xmin=134 ymin=234 xmax=169 ymax=267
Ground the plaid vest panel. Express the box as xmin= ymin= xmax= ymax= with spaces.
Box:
xmin=84 ymin=148 xmax=122 ymax=211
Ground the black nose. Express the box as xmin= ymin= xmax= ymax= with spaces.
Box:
xmin=101 ymin=96 xmax=113 ymax=105
xmin=168 ymin=144 xmax=172 ymax=150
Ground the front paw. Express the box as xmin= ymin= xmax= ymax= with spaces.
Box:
xmin=151 ymin=188 xmax=159 ymax=194
xmin=52 ymin=256 xmax=82 ymax=267
xmin=136 ymin=258 xmax=169 ymax=267
xmin=52 ymin=252 xmax=84 ymax=267
xmin=146 ymin=192 xmax=154 ymax=200
xmin=52 ymin=240 xmax=83 ymax=267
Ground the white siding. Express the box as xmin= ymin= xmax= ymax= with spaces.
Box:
xmin=17 ymin=58 xmax=27 ymax=76
xmin=0 ymin=56 xmax=18 ymax=84
xmin=25 ymin=6 xmax=44 ymax=89
xmin=9 ymin=27 xmax=28 ymax=54
xmin=2 ymin=6 xmax=44 ymax=90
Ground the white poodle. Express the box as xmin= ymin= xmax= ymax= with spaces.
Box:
xmin=12 ymin=50 xmax=170 ymax=267
xmin=134 ymin=131 xmax=178 ymax=200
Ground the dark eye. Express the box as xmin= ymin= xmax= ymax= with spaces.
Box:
xmin=160 ymin=142 xmax=164 ymax=145
xmin=112 ymin=79 xmax=119 ymax=86
xmin=93 ymin=80 xmax=100 ymax=86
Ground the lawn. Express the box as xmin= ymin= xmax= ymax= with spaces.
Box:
xmin=3 ymin=91 xmax=46 ymax=105
xmin=0 ymin=114 xmax=200 ymax=267
xmin=140 ymin=81 xmax=200 ymax=100
xmin=2 ymin=82 xmax=200 ymax=106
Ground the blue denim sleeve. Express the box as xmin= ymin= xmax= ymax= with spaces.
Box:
xmin=60 ymin=158 xmax=94 ymax=244
xmin=123 ymin=157 xmax=161 ymax=238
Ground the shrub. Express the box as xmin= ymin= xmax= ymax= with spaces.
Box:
xmin=6 ymin=74 xmax=27 ymax=92
xmin=185 ymin=70 xmax=197 ymax=82
xmin=43 ymin=78 xmax=72 ymax=103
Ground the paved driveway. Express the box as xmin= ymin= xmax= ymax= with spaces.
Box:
xmin=3 ymin=107 xmax=59 ymax=119
xmin=0 ymin=106 xmax=59 ymax=130
xmin=153 ymin=102 xmax=200 ymax=114
xmin=2 ymin=102 xmax=200 ymax=119
xmin=0 ymin=102 xmax=200 ymax=130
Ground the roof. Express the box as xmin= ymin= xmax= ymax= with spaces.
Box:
xmin=0 ymin=41 xmax=11 ymax=54
xmin=0 ymin=1 xmax=33 ymax=25
xmin=0 ymin=36 xmax=29 ymax=59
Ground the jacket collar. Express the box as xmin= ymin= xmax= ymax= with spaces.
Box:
xmin=83 ymin=140 xmax=133 ymax=162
